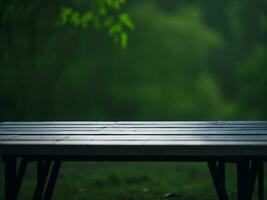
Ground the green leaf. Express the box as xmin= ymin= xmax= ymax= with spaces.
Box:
xmin=108 ymin=23 xmax=122 ymax=35
xmin=107 ymin=0 xmax=125 ymax=10
xmin=70 ymin=12 xmax=81 ymax=26
xmin=119 ymin=13 xmax=135 ymax=29
xmin=81 ymin=12 xmax=93 ymax=28
xmin=120 ymin=31 xmax=128 ymax=48
xmin=59 ymin=7 xmax=73 ymax=25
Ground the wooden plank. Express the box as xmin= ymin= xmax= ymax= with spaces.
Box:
xmin=1 ymin=121 xmax=266 ymax=128
xmin=0 ymin=127 xmax=264 ymax=130
xmin=2 ymin=140 xmax=267 ymax=145
xmin=1 ymin=121 xmax=266 ymax=125
xmin=1 ymin=127 xmax=267 ymax=131
xmin=1 ymin=130 xmax=267 ymax=135
xmin=1 ymin=126 xmax=266 ymax=130
xmin=4 ymin=135 xmax=267 ymax=141
xmin=1 ymin=124 xmax=266 ymax=129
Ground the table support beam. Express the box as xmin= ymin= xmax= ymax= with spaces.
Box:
xmin=16 ymin=158 xmax=29 ymax=195
xmin=33 ymin=160 xmax=61 ymax=200
xmin=208 ymin=161 xmax=229 ymax=200
xmin=237 ymin=160 xmax=251 ymax=200
xmin=258 ymin=161 xmax=264 ymax=200
xmin=236 ymin=160 xmax=264 ymax=200
xmin=43 ymin=161 xmax=61 ymax=200
xmin=3 ymin=156 xmax=29 ymax=200
xmin=4 ymin=156 xmax=17 ymax=200
xmin=208 ymin=159 xmax=264 ymax=200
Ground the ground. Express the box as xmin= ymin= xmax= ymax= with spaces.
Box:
xmin=0 ymin=162 xmax=266 ymax=199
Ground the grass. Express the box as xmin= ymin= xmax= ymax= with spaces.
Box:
xmin=0 ymin=162 xmax=266 ymax=199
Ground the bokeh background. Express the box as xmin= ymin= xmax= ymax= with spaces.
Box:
xmin=0 ymin=0 xmax=266 ymax=199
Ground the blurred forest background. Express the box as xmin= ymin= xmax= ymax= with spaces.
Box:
xmin=0 ymin=0 xmax=267 ymax=199
xmin=0 ymin=0 xmax=266 ymax=121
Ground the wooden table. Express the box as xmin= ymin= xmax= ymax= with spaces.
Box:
xmin=1 ymin=121 xmax=267 ymax=200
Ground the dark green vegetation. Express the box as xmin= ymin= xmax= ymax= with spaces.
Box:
xmin=1 ymin=0 xmax=266 ymax=120
xmin=0 ymin=0 xmax=267 ymax=199
xmin=0 ymin=162 xmax=267 ymax=199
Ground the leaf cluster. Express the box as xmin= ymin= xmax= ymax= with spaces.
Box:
xmin=58 ymin=0 xmax=135 ymax=48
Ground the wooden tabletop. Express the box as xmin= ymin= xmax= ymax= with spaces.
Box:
xmin=0 ymin=121 xmax=267 ymax=157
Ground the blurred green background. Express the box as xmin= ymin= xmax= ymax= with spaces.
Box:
xmin=0 ymin=0 xmax=267 ymax=199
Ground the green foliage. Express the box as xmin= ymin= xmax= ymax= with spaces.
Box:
xmin=0 ymin=162 xmax=245 ymax=200
xmin=58 ymin=0 xmax=134 ymax=48
xmin=236 ymin=46 xmax=267 ymax=118
xmin=0 ymin=0 xmax=266 ymax=121
xmin=0 ymin=0 xmax=134 ymax=48
xmin=103 ymin=3 xmax=228 ymax=119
